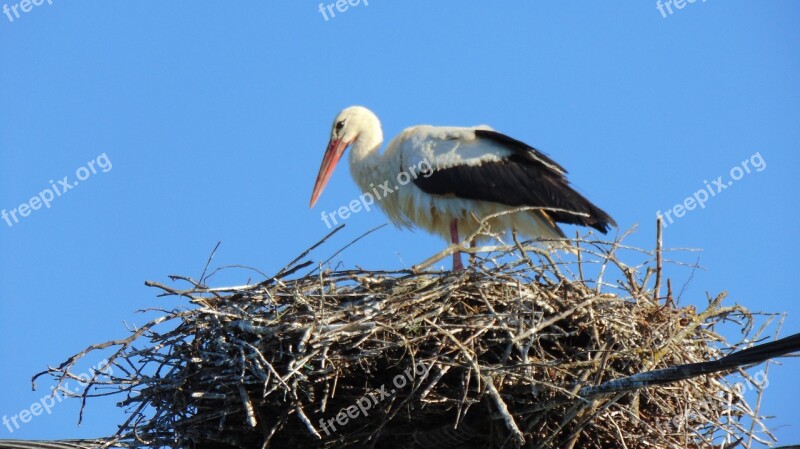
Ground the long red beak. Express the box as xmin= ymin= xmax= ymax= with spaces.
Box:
xmin=309 ymin=139 xmax=348 ymax=208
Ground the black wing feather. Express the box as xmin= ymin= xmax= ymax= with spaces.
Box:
xmin=474 ymin=129 xmax=568 ymax=174
xmin=413 ymin=131 xmax=616 ymax=233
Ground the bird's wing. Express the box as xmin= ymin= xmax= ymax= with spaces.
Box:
xmin=397 ymin=126 xmax=616 ymax=233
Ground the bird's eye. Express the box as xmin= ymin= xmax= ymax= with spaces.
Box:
xmin=335 ymin=120 xmax=346 ymax=133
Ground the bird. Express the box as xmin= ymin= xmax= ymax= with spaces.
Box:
xmin=309 ymin=106 xmax=616 ymax=270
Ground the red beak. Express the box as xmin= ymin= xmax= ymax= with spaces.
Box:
xmin=310 ymin=138 xmax=348 ymax=208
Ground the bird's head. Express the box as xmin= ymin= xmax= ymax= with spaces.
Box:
xmin=310 ymin=106 xmax=381 ymax=208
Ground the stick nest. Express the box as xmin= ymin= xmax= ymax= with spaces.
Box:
xmin=35 ymin=231 xmax=781 ymax=449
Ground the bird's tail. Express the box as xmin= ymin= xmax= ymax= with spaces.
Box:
xmin=499 ymin=209 xmax=577 ymax=253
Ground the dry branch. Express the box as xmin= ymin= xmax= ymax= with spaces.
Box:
xmin=23 ymin=227 xmax=800 ymax=449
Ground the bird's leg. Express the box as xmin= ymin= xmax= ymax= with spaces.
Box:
xmin=468 ymin=236 xmax=477 ymax=265
xmin=450 ymin=218 xmax=464 ymax=271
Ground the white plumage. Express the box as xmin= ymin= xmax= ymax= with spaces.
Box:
xmin=310 ymin=106 xmax=615 ymax=270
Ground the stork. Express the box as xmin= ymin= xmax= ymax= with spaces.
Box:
xmin=309 ymin=106 xmax=616 ymax=270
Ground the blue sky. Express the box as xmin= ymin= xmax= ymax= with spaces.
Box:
xmin=1 ymin=1 xmax=798 ymax=445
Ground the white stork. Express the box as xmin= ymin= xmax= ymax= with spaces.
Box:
xmin=309 ymin=106 xmax=616 ymax=270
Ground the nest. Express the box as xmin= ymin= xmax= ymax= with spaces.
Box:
xmin=33 ymin=227 xmax=789 ymax=449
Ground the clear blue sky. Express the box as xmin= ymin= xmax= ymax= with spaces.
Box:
xmin=1 ymin=1 xmax=798 ymax=445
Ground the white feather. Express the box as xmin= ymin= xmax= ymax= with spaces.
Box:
xmin=334 ymin=107 xmax=566 ymax=246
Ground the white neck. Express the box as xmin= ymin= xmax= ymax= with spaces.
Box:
xmin=348 ymin=123 xmax=386 ymax=191
xmin=348 ymin=124 xmax=383 ymax=163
